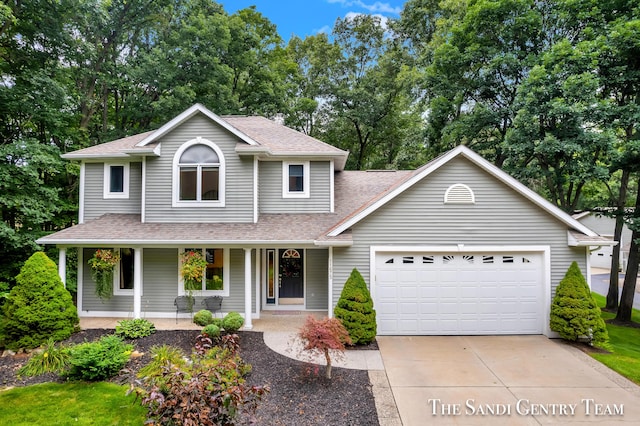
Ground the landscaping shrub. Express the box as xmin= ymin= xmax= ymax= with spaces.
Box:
xmin=17 ymin=339 xmax=69 ymax=377
xmin=115 ymin=318 xmax=156 ymax=339
xmin=193 ymin=309 xmax=214 ymax=326
xmin=66 ymin=334 xmax=133 ymax=381
xmin=296 ymin=316 xmax=352 ymax=379
xmin=132 ymin=334 xmax=268 ymax=425
xmin=0 ymin=252 xmax=79 ymax=350
xmin=202 ymin=324 xmax=221 ymax=338
xmin=136 ymin=345 xmax=187 ymax=387
xmin=334 ymin=268 xmax=377 ymax=345
xmin=222 ymin=312 xmax=244 ymax=332
xmin=550 ymin=262 xmax=609 ymax=348
xmin=211 ymin=317 xmax=224 ymax=328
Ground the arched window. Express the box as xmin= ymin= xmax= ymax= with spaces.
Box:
xmin=173 ymin=138 xmax=225 ymax=207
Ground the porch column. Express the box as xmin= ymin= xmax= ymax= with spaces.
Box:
xmin=244 ymin=248 xmax=253 ymax=329
xmin=133 ymin=248 xmax=143 ymax=319
xmin=58 ymin=247 xmax=67 ymax=288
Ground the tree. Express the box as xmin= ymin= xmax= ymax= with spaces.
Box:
xmin=296 ymin=316 xmax=352 ymax=379
xmin=550 ymin=262 xmax=609 ymax=348
xmin=0 ymin=252 xmax=78 ymax=350
xmin=334 ymin=268 xmax=377 ymax=345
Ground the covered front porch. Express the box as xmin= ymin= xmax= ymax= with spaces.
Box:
xmin=55 ymin=245 xmax=336 ymax=330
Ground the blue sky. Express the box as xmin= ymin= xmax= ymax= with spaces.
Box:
xmin=219 ymin=0 xmax=405 ymax=41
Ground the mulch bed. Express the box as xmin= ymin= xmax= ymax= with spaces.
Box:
xmin=0 ymin=330 xmax=379 ymax=425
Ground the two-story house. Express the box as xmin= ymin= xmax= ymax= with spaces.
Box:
xmin=38 ymin=104 xmax=611 ymax=335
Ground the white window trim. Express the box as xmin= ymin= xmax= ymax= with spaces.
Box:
xmin=282 ymin=161 xmax=310 ymax=198
xmin=178 ymin=247 xmax=230 ymax=297
xmin=103 ymin=163 xmax=130 ymax=199
xmin=172 ymin=137 xmax=226 ymax=208
xmin=112 ymin=248 xmax=141 ymax=296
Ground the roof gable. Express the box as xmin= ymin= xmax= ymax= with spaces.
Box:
xmin=327 ymin=145 xmax=598 ymax=237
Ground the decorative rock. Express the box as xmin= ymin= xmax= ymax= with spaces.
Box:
xmin=1 ymin=349 xmax=16 ymax=357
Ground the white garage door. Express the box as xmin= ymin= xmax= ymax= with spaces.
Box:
xmin=375 ymin=251 xmax=544 ymax=335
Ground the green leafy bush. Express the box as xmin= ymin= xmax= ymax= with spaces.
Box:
xmin=334 ymin=268 xmax=377 ymax=345
xmin=66 ymin=334 xmax=133 ymax=381
xmin=222 ymin=312 xmax=244 ymax=332
xmin=0 ymin=252 xmax=79 ymax=350
xmin=131 ymin=334 xmax=267 ymax=425
xmin=115 ymin=318 xmax=156 ymax=339
xmin=17 ymin=339 xmax=69 ymax=377
xmin=137 ymin=345 xmax=187 ymax=385
xmin=211 ymin=317 xmax=224 ymax=328
xmin=193 ymin=309 xmax=213 ymax=326
xmin=550 ymin=262 xmax=609 ymax=348
xmin=202 ymin=324 xmax=221 ymax=338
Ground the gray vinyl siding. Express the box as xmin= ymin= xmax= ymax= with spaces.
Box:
xmin=331 ymin=157 xmax=587 ymax=306
xmin=258 ymin=161 xmax=331 ymax=213
xmin=83 ymin=162 xmax=142 ymax=221
xmin=145 ymin=114 xmax=254 ymax=223
xmin=142 ymin=248 xmax=179 ymax=313
xmin=223 ymin=249 xmax=256 ymax=312
xmin=305 ymin=249 xmax=329 ymax=309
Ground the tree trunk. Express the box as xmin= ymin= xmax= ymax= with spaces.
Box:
xmin=324 ymin=348 xmax=332 ymax=379
xmin=606 ymin=169 xmax=630 ymax=311
xmin=615 ymin=183 xmax=640 ymax=323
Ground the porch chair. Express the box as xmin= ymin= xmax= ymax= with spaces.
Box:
xmin=202 ymin=296 xmax=223 ymax=318
xmin=174 ymin=295 xmax=194 ymax=323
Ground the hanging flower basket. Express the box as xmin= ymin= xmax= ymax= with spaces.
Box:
xmin=88 ymin=249 xmax=120 ymax=300
xmin=180 ymin=250 xmax=207 ymax=292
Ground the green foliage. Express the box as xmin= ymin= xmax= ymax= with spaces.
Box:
xmin=88 ymin=249 xmax=120 ymax=300
xmin=211 ymin=317 xmax=224 ymax=328
xmin=136 ymin=345 xmax=188 ymax=384
xmin=550 ymin=262 xmax=609 ymax=348
xmin=131 ymin=334 xmax=268 ymax=425
xmin=115 ymin=318 xmax=156 ymax=339
xmin=334 ymin=268 xmax=377 ymax=345
xmin=222 ymin=312 xmax=245 ymax=332
xmin=65 ymin=334 xmax=133 ymax=381
xmin=0 ymin=382 xmax=147 ymax=426
xmin=17 ymin=339 xmax=69 ymax=377
xmin=0 ymin=252 xmax=79 ymax=350
xmin=202 ymin=324 xmax=221 ymax=338
xmin=193 ymin=309 xmax=214 ymax=326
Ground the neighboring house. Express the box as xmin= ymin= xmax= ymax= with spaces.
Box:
xmin=38 ymin=104 xmax=612 ymax=336
xmin=573 ymin=211 xmax=632 ymax=270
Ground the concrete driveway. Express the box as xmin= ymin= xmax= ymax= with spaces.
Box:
xmin=378 ymin=336 xmax=640 ymax=425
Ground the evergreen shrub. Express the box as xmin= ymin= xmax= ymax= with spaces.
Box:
xmin=66 ymin=334 xmax=133 ymax=381
xmin=202 ymin=324 xmax=221 ymax=338
xmin=0 ymin=252 xmax=79 ymax=350
xmin=193 ymin=309 xmax=214 ymax=326
xmin=222 ymin=312 xmax=244 ymax=332
xmin=550 ymin=262 xmax=609 ymax=348
xmin=334 ymin=268 xmax=377 ymax=344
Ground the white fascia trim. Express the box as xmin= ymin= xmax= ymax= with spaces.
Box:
xmin=369 ymin=244 xmax=553 ymax=336
xmin=79 ymin=162 xmax=86 ymax=224
xmin=37 ymin=239 xmax=321 ymax=247
xmin=62 ymin=153 xmax=131 ymax=160
xmin=567 ymin=231 xmax=618 ymax=247
xmin=313 ymin=240 xmax=353 ymax=247
xmin=137 ymin=103 xmax=259 ymax=147
xmin=328 ymin=145 xmax=598 ymax=237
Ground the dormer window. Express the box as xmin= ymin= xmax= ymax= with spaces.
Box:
xmin=173 ymin=138 xmax=225 ymax=207
xmin=283 ymin=161 xmax=309 ymax=198
xmin=103 ymin=163 xmax=129 ymax=199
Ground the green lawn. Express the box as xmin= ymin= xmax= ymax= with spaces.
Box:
xmin=591 ymin=292 xmax=640 ymax=384
xmin=0 ymin=382 xmax=146 ymax=425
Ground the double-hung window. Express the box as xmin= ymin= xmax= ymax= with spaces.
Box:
xmin=173 ymin=139 xmax=225 ymax=207
xmin=103 ymin=163 xmax=129 ymax=199
xmin=282 ymin=161 xmax=310 ymax=198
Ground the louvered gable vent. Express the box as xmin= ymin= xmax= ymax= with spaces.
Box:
xmin=444 ymin=183 xmax=475 ymax=204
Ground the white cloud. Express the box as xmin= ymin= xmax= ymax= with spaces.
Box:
xmin=344 ymin=11 xmax=390 ymax=29
xmin=327 ymin=0 xmax=402 ymax=15
xmin=314 ymin=24 xmax=333 ymax=35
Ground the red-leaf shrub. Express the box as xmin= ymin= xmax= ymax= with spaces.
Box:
xmin=296 ymin=316 xmax=352 ymax=379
